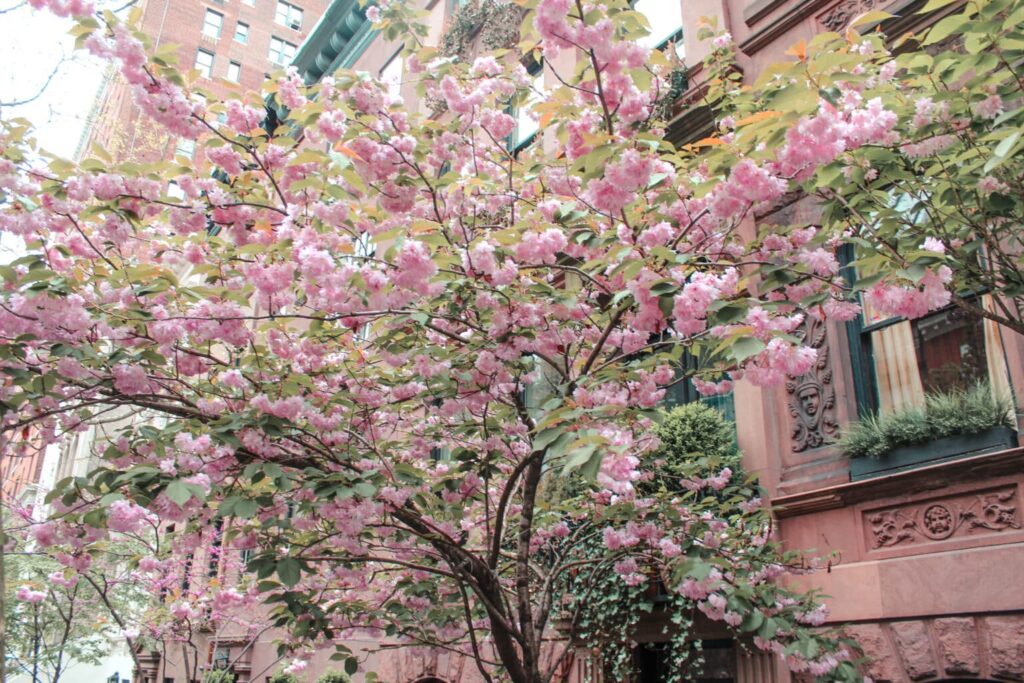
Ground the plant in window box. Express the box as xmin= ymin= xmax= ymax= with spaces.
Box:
xmin=315 ymin=670 xmax=352 ymax=683
xmin=202 ymin=669 xmax=236 ymax=683
xmin=841 ymin=382 xmax=1017 ymax=480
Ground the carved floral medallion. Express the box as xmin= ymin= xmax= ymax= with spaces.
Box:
xmin=867 ymin=488 xmax=1020 ymax=549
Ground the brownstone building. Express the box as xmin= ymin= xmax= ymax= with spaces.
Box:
xmin=77 ymin=0 xmax=330 ymax=163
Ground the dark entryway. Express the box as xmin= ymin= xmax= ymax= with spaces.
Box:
xmin=633 ymin=639 xmax=736 ymax=682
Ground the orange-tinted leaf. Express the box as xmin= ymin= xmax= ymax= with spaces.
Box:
xmin=735 ymin=111 xmax=782 ymax=126
xmin=785 ymin=39 xmax=808 ymax=61
xmin=334 ymin=143 xmax=365 ymax=162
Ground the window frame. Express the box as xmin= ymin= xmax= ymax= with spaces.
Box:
xmin=227 ymin=60 xmax=241 ymax=83
xmin=194 ymin=48 xmax=215 ymax=79
xmin=234 ymin=21 xmax=249 ymax=44
xmin=509 ymin=60 xmax=544 ymax=154
xmin=268 ymin=36 xmax=297 ymax=66
xmin=274 ymin=0 xmax=304 ymax=30
xmin=202 ymin=8 xmax=224 ymax=39
xmin=840 ymin=244 xmax=996 ymax=418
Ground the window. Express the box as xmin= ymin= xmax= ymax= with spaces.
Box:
xmin=511 ymin=64 xmax=544 ymax=152
xmin=380 ymin=50 xmax=403 ymax=101
xmin=633 ymin=0 xmax=684 ymax=57
xmin=843 ymin=246 xmax=1012 ymax=417
xmin=275 ymin=1 xmax=303 ymax=29
xmin=234 ymin=21 xmax=249 ymax=44
xmin=662 ymin=349 xmax=737 ymax=426
xmin=227 ymin=61 xmax=241 ymax=82
xmin=174 ymin=138 xmax=196 ymax=159
xmin=268 ymin=36 xmax=297 ymax=65
xmin=202 ymin=9 xmax=223 ymax=39
xmin=242 ymin=0 xmax=255 ymax=6
xmin=167 ymin=182 xmax=185 ymax=200
xmin=194 ymin=49 xmax=214 ymax=79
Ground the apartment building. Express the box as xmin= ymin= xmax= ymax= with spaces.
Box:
xmin=76 ymin=0 xmax=330 ymax=163
xmin=131 ymin=0 xmax=1024 ymax=681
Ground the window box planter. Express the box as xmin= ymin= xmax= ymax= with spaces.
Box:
xmin=849 ymin=425 xmax=1018 ymax=481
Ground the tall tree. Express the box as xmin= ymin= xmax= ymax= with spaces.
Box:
xmin=5 ymin=0 xmax=1010 ymax=680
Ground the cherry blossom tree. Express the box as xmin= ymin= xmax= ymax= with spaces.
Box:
xmin=2 ymin=0 xmax=995 ymax=680
xmin=690 ymin=0 xmax=1024 ymax=337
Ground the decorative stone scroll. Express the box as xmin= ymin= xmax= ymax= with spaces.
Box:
xmin=786 ymin=316 xmax=839 ymax=452
xmin=818 ymin=0 xmax=886 ymax=31
xmin=867 ymin=487 xmax=1020 ymax=549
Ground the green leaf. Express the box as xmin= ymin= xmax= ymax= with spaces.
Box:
xmin=924 ymin=13 xmax=967 ymax=45
xmin=918 ymin=0 xmax=958 ymax=13
xmin=165 ymin=480 xmax=193 ymax=506
xmin=234 ymin=498 xmax=259 ymax=518
xmin=727 ymin=337 xmax=766 ymax=363
xmin=562 ymin=443 xmax=598 ymax=474
xmin=277 ymin=557 xmax=301 ymax=587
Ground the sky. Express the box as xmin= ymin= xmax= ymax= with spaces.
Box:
xmin=0 ymin=1 xmax=112 ymax=260
xmin=0 ymin=2 xmax=109 ymax=158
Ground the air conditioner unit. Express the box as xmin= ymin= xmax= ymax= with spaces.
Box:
xmin=288 ymin=19 xmax=300 ymax=30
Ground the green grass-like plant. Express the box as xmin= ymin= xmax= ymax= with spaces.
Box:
xmin=315 ymin=671 xmax=351 ymax=683
xmin=840 ymin=381 xmax=1015 ymax=459
xmin=268 ymin=673 xmax=298 ymax=683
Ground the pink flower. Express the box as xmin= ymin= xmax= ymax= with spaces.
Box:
xmin=921 ymin=237 xmax=945 ymax=254
xmin=974 ymin=94 xmax=1004 ymax=119
xmin=978 ymin=175 xmax=1009 ymax=195
xmin=712 ymin=33 xmax=733 ymax=49
xmin=16 ymin=586 xmax=46 ymax=603
xmin=393 ymin=240 xmax=438 ymax=293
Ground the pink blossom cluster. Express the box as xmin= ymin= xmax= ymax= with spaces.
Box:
xmin=864 ymin=265 xmax=952 ymax=320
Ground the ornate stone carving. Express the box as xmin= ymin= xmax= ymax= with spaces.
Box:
xmin=818 ymin=0 xmax=885 ymax=31
xmin=786 ymin=316 xmax=838 ymax=452
xmin=867 ymin=488 xmax=1021 ymax=549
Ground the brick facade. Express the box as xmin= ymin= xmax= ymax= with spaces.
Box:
xmin=77 ymin=0 xmax=329 ymax=163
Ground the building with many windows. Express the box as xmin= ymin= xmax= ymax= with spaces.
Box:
xmin=76 ymin=0 xmax=330 ymax=163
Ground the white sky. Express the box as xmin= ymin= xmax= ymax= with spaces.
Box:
xmin=0 ymin=1 xmax=118 ymax=261
xmin=0 ymin=2 xmax=109 ymax=159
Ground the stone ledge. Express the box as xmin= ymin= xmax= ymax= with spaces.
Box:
xmin=772 ymin=447 xmax=1024 ymax=518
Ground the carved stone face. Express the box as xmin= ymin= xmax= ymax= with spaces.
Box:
xmin=798 ymin=385 xmax=821 ymax=417
xmin=923 ymin=504 xmax=954 ymax=536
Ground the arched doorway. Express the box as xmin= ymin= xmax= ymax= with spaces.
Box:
xmin=411 ymin=678 xmax=449 ymax=683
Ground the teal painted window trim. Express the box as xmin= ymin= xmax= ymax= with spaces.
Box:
xmin=292 ymin=0 xmax=379 ymax=85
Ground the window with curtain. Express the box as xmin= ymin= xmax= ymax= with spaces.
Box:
xmin=844 ymin=245 xmax=1012 ymax=416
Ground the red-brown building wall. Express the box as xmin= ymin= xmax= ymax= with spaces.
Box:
xmin=78 ymin=0 xmax=330 ymax=163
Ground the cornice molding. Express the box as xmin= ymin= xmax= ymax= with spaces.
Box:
xmin=772 ymin=447 xmax=1024 ymax=518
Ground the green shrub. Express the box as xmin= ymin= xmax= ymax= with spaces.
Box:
xmin=643 ymin=402 xmax=738 ymax=492
xmin=268 ymin=673 xmax=298 ymax=683
xmin=840 ymin=381 xmax=1014 ymax=459
xmin=315 ymin=671 xmax=351 ymax=683
xmin=203 ymin=670 xmax=236 ymax=683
